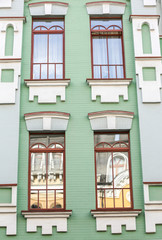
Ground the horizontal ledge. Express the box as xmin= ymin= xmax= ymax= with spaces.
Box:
xmin=143 ymin=182 xmax=162 ymax=184
xmin=29 ymin=1 xmax=69 ymax=6
xmin=24 ymin=111 xmax=70 ymax=118
xmin=24 ymin=79 xmax=70 ymax=86
xmin=91 ymin=209 xmax=142 ymax=217
xmin=86 ymin=1 xmax=126 ymax=5
xmin=22 ymin=210 xmax=72 ymax=218
xmin=0 ymin=58 xmax=21 ymax=63
xmin=0 ymin=184 xmax=17 ymax=187
xmin=88 ymin=110 xmax=134 ymax=117
xmin=86 ymin=78 xmax=132 ymax=86
xmin=135 ymin=57 xmax=162 ymax=60
xmin=130 ymin=15 xmax=160 ymax=20
xmin=0 ymin=17 xmax=26 ymax=20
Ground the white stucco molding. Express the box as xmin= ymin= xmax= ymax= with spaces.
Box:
xmin=0 ymin=0 xmax=13 ymax=8
xmin=25 ymin=79 xmax=70 ymax=103
xmin=143 ymin=0 xmax=156 ymax=6
xmin=28 ymin=2 xmax=69 ymax=16
xmin=24 ymin=111 xmax=70 ymax=132
xmin=135 ymin=58 xmax=162 ymax=102
xmin=130 ymin=15 xmax=160 ymax=57
xmin=88 ymin=110 xmax=134 ymax=131
xmin=144 ymin=183 xmax=162 ymax=233
xmin=0 ymin=185 xmax=17 ymax=235
xmin=86 ymin=79 xmax=132 ymax=103
xmin=86 ymin=1 xmax=126 ymax=15
xmin=0 ymin=61 xmax=21 ymax=104
xmin=91 ymin=210 xmax=141 ymax=234
xmin=22 ymin=211 xmax=72 ymax=235
xmin=0 ymin=19 xmax=24 ymax=58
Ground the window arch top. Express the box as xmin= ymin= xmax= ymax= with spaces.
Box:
xmin=33 ymin=20 xmax=64 ymax=31
xmin=91 ymin=19 xmax=122 ymax=31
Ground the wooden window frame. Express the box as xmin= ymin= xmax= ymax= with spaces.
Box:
xmin=94 ymin=132 xmax=133 ymax=210
xmin=31 ymin=18 xmax=65 ymax=80
xmin=28 ymin=132 xmax=66 ymax=211
xmin=90 ymin=17 xmax=126 ymax=79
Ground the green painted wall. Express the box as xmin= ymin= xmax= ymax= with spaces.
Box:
xmin=149 ymin=185 xmax=162 ymax=201
xmin=5 ymin=26 xmax=14 ymax=56
xmin=142 ymin=24 xmax=152 ymax=54
xmin=2 ymin=0 xmax=160 ymax=239
xmin=0 ymin=188 xmax=11 ymax=203
xmin=142 ymin=67 xmax=156 ymax=81
xmin=1 ymin=69 xmax=14 ymax=82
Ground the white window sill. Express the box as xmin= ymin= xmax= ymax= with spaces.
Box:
xmin=86 ymin=78 xmax=132 ymax=103
xmin=24 ymin=79 xmax=70 ymax=103
xmin=22 ymin=210 xmax=72 ymax=235
xmin=91 ymin=209 xmax=141 ymax=234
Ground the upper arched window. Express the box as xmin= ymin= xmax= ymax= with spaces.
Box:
xmin=5 ymin=25 xmax=14 ymax=56
xmin=142 ymin=23 xmax=152 ymax=54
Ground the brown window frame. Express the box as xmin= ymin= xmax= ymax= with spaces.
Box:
xmin=28 ymin=132 xmax=66 ymax=211
xmin=90 ymin=17 xmax=126 ymax=79
xmin=94 ymin=132 xmax=133 ymax=210
xmin=31 ymin=18 xmax=65 ymax=80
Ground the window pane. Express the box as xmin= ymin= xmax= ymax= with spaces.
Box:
xmin=33 ymin=35 xmax=47 ymax=63
xmin=48 ymin=153 xmax=63 ymax=185
xmin=49 ymin=64 xmax=55 ymax=79
xmin=108 ymin=37 xmax=123 ymax=65
xmin=91 ymin=19 xmax=122 ymax=29
xmin=93 ymin=37 xmax=107 ymax=65
xmin=41 ymin=64 xmax=47 ymax=79
xmin=30 ymin=134 xmax=64 ymax=147
xmin=33 ymin=64 xmax=40 ymax=79
xmin=33 ymin=20 xmax=64 ymax=30
xmin=56 ymin=64 xmax=63 ymax=79
xmin=95 ymin=133 xmax=128 ymax=146
xmin=49 ymin=34 xmax=63 ymax=63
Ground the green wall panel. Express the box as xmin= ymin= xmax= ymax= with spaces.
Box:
xmin=0 ymin=188 xmax=11 ymax=203
xmin=149 ymin=185 xmax=162 ymax=201
xmin=5 ymin=26 xmax=14 ymax=56
xmin=1 ymin=69 xmax=14 ymax=82
xmin=142 ymin=67 xmax=156 ymax=81
xmin=142 ymin=24 xmax=152 ymax=54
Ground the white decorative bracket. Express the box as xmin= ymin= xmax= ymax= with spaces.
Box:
xmin=91 ymin=210 xmax=141 ymax=234
xmin=28 ymin=1 xmax=69 ymax=16
xmin=86 ymin=1 xmax=126 ymax=15
xmin=22 ymin=211 xmax=72 ymax=235
xmin=0 ymin=185 xmax=17 ymax=235
xmin=24 ymin=79 xmax=70 ymax=103
xmin=87 ymin=79 xmax=132 ymax=103
xmin=144 ymin=183 xmax=162 ymax=233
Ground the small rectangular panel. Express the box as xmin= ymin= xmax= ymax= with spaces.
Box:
xmin=149 ymin=185 xmax=162 ymax=201
xmin=1 ymin=69 xmax=14 ymax=82
xmin=142 ymin=67 xmax=156 ymax=81
xmin=0 ymin=188 xmax=11 ymax=203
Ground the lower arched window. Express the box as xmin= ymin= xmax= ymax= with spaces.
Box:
xmin=94 ymin=132 xmax=133 ymax=209
xmin=29 ymin=133 xmax=65 ymax=210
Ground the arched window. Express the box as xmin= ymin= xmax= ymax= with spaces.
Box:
xmin=142 ymin=23 xmax=152 ymax=54
xmin=94 ymin=132 xmax=132 ymax=209
xmin=5 ymin=25 xmax=14 ymax=56
xmin=29 ymin=133 xmax=65 ymax=210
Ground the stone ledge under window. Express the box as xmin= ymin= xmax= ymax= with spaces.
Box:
xmin=86 ymin=1 xmax=126 ymax=15
xmin=28 ymin=1 xmax=69 ymax=16
xmin=86 ymin=79 xmax=132 ymax=103
xmin=21 ymin=210 xmax=72 ymax=235
xmin=91 ymin=210 xmax=141 ymax=234
xmin=24 ymin=79 xmax=70 ymax=103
